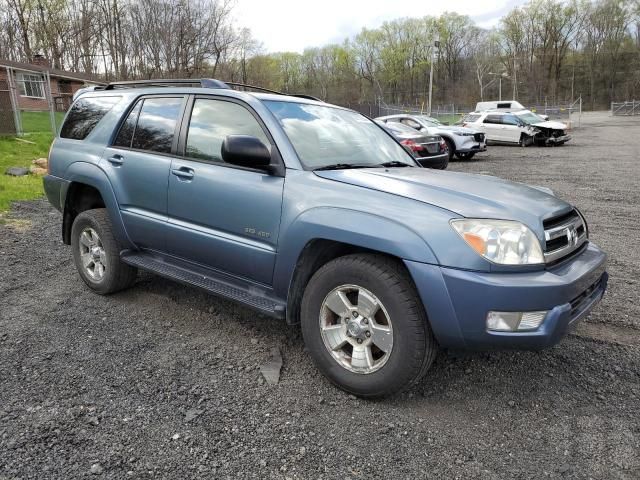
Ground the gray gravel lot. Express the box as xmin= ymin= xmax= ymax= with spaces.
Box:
xmin=1 ymin=111 xmax=639 ymax=479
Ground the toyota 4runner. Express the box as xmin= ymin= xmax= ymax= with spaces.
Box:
xmin=44 ymin=79 xmax=608 ymax=397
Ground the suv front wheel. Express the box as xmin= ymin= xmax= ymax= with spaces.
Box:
xmin=301 ymin=254 xmax=437 ymax=397
xmin=71 ymin=208 xmax=137 ymax=295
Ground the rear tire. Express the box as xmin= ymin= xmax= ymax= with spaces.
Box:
xmin=71 ymin=208 xmax=137 ymax=295
xmin=301 ymin=254 xmax=438 ymax=398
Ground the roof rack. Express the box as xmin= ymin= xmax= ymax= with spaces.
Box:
xmin=98 ymin=78 xmax=323 ymax=101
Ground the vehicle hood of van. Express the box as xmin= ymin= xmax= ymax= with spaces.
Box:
xmin=314 ymin=167 xmax=572 ymax=235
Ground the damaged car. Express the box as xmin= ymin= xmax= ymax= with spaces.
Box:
xmin=462 ymin=110 xmax=570 ymax=146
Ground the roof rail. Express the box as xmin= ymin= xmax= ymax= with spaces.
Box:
xmin=98 ymin=78 xmax=323 ymax=101
xmin=100 ymin=78 xmax=229 ymax=90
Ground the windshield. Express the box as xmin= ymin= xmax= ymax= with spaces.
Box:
xmin=385 ymin=121 xmax=420 ymax=134
xmin=416 ymin=115 xmax=442 ymax=126
xmin=266 ymin=101 xmax=416 ymax=169
xmin=516 ymin=112 xmax=544 ymax=125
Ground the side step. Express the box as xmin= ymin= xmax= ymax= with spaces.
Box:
xmin=121 ymin=251 xmax=286 ymax=319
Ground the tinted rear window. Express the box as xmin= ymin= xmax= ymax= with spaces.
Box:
xmin=60 ymin=96 xmax=121 ymax=140
xmin=131 ymin=97 xmax=183 ymax=153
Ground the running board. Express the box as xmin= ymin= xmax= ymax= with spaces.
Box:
xmin=121 ymin=251 xmax=286 ymax=319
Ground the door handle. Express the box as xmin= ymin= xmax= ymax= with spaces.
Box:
xmin=171 ymin=167 xmax=194 ymax=180
xmin=107 ymin=154 xmax=124 ymax=166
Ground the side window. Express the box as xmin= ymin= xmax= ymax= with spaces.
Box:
xmin=502 ymin=115 xmax=520 ymax=126
xmin=131 ymin=97 xmax=183 ymax=154
xmin=185 ymin=99 xmax=269 ymax=162
xmin=60 ymin=96 xmax=121 ymax=140
xmin=484 ymin=114 xmax=502 ymax=124
xmin=113 ymin=101 xmax=142 ymax=148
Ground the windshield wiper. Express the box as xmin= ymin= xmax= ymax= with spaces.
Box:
xmin=378 ymin=161 xmax=413 ymax=168
xmin=313 ymin=163 xmax=379 ymax=171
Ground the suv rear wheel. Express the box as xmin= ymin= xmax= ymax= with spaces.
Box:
xmin=301 ymin=254 xmax=437 ymax=397
xmin=71 ymin=208 xmax=137 ymax=294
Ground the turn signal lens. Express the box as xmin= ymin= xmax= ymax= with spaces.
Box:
xmin=463 ymin=232 xmax=486 ymax=255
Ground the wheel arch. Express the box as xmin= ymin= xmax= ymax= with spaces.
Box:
xmin=61 ymin=162 xmax=133 ymax=248
xmin=275 ymin=208 xmax=438 ymax=325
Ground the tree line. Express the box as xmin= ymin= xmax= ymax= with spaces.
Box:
xmin=1 ymin=0 xmax=638 ymax=109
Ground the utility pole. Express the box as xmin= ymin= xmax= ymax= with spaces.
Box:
xmin=427 ymin=39 xmax=440 ymax=117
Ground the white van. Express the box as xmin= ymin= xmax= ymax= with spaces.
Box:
xmin=475 ymin=100 xmax=525 ymax=112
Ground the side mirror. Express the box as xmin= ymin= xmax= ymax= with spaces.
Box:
xmin=221 ymin=135 xmax=272 ymax=169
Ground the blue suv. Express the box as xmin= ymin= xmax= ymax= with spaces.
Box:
xmin=44 ymin=79 xmax=608 ymax=397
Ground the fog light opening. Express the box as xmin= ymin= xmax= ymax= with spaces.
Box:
xmin=486 ymin=311 xmax=548 ymax=332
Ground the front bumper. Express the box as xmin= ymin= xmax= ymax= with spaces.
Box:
xmin=546 ymin=134 xmax=571 ymax=145
xmin=415 ymin=152 xmax=449 ymax=169
xmin=456 ymin=143 xmax=487 ymax=154
xmin=405 ymin=242 xmax=607 ymax=350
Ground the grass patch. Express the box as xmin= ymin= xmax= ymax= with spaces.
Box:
xmin=20 ymin=110 xmax=65 ymax=133
xmin=0 ymin=132 xmax=52 ymax=212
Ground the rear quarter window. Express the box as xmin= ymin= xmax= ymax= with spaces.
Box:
xmin=60 ymin=96 xmax=121 ymax=140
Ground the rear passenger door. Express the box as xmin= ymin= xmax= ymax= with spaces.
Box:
xmin=101 ymin=95 xmax=186 ymax=252
xmin=165 ymin=96 xmax=285 ymax=285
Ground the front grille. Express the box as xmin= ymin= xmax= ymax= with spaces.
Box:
xmin=474 ymin=133 xmax=485 ymax=142
xmin=543 ymin=209 xmax=588 ymax=264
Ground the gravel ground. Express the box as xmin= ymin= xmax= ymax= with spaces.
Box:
xmin=1 ymin=111 xmax=639 ymax=479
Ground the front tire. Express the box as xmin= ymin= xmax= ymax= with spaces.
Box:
xmin=301 ymin=254 xmax=438 ymax=397
xmin=455 ymin=152 xmax=475 ymax=160
xmin=71 ymin=208 xmax=137 ymax=295
xmin=443 ymin=138 xmax=456 ymax=161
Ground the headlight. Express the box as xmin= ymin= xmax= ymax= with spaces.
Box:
xmin=450 ymin=219 xmax=544 ymax=265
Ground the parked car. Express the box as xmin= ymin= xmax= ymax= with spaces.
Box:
xmin=376 ymin=114 xmax=486 ymax=161
xmin=377 ymin=120 xmax=449 ymax=169
xmin=462 ymin=110 xmax=571 ymax=146
xmin=44 ymin=79 xmax=607 ymax=397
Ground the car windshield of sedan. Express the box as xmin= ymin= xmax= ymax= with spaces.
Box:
xmin=416 ymin=116 xmax=442 ymax=126
xmin=516 ymin=112 xmax=544 ymax=125
xmin=265 ymin=100 xmax=416 ymax=170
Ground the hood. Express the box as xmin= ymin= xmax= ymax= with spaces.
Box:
xmin=435 ymin=125 xmax=478 ymax=135
xmin=314 ymin=168 xmax=572 ymax=237
xmin=531 ymin=120 xmax=566 ymax=130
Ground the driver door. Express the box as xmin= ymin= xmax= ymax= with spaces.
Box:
xmin=165 ymin=96 xmax=285 ymax=285
xmin=501 ymin=114 xmax=523 ymax=143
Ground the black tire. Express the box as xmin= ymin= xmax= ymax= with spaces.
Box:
xmin=71 ymin=208 xmax=137 ymax=295
xmin=301 ymin=254 xmax=438 ymax=398
xmin=443 ymin=138 xmax=456 ymax=161
xmin=519 ymin=134 xmax=530 ymax=147
xmin=434 ymin=156 xmax=449 ymax=170
xmin=455 ymin=152 xmax=475 ymax=160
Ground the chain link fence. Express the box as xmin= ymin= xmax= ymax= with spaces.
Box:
xmin=347 ymin=98 xmax=583 ymax=127
xmin=611 ymin=101 xmax=640 ymax=116
xmin=0 ymin=67 xmax=69 ymax=136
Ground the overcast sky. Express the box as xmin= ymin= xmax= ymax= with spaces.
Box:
xmin=234 ymin=0 xmax=529 ymax=53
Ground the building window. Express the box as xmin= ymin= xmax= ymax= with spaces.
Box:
xmin=17 ymin=73 xmax=45 ymax=98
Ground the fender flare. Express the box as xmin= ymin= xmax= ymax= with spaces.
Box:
xmin=62 ymin=161 xmax=134 ymax=249
xmin=272 ymin=207 xmax=439 ymax=298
